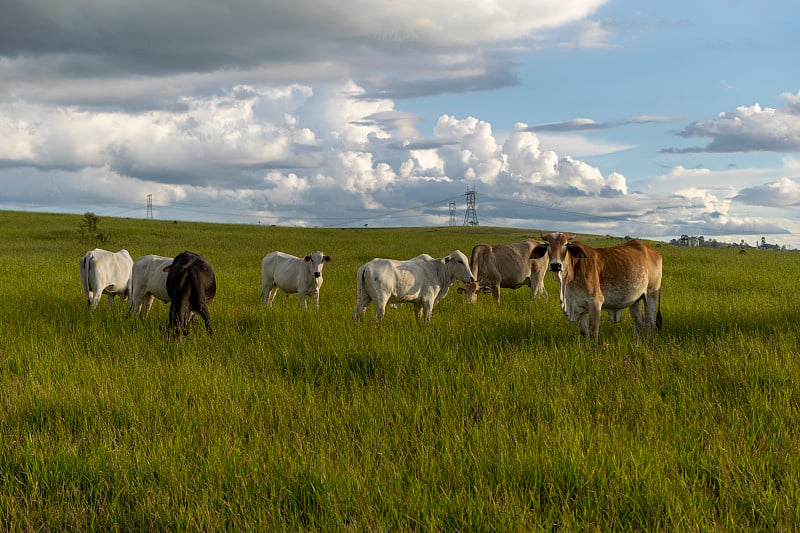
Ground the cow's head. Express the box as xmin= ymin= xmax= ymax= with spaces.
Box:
xmin=304 ymin=251 xmax=331 ymax=278
xmin=445 ymin=250 xmax=475 ymax=283
xmin=457 ymin=282 xmax=491 ymax=303
xmin=531 ymin=232 xmax=588 ymax=275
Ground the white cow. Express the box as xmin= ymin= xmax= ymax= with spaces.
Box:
xmin=353 ymin=250 xmax=475 ymax=323
xmin=261 ymin=251 xmax=331 ymax=310
xmin=78 ymin=248 xmax=133 ymax=310
xmin=388 ymin=254 xmax=433 ymax=309
xmin=128 ymin=254 xmax=173 ymax=318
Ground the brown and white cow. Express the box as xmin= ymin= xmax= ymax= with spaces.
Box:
xmin=456 ymin=239 xmax=548 ymax=304
xmin=531 ymin=233 xmax=662 ymax=339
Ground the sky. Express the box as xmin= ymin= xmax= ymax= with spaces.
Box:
xmin=2 ymin=0 xmax=800 ymax=247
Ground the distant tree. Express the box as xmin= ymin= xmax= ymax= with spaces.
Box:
xmin=78 ymin=211 xmax=107 ymax=247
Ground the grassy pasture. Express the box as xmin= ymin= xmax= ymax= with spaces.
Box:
xmin=1 ymin=210 xmax=799 ymax=530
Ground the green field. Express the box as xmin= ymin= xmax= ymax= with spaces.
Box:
xmin=1 ymin=210 xmax=799 ymax=530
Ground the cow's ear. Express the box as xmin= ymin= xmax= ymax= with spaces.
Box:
xmin=566 ymin=243 xmax=588 ymax=258
xmin=530 ymin=244 xmax=548 ymax=259
xmin=444 ymin=257 xmax=451 ymax=263
xmin=456 ymin=286 xmax=465 ymax=294
xmin=324 ymin=255 xmax=331 ymax=262
xmin=304 ymin=255 xmax=312 ymax=261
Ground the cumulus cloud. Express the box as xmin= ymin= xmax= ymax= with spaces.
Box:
xmin=0 ymin=73 xmax=644 ymax=231
xmin=0 ymin=85 xmax=316 ymax=186
xmin=1 ymin=0 xmax=608 ymax=60
xmin=734 ymin=178 xmax=800 ymax=208
xmin=501 ymin=126 xmax=628 ymax=195
xmin=0 ymin=0 xmax=610 ymax=109
xmin=665 ymin=90 xmax=800 ymax=153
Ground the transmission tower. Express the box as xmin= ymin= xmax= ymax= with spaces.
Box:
xmin=448 ymin=202 xmax=457 ymax=226
xmin=463 ymin=187 xmax=478 ymax=226
xmin=146 ymin=194 xmax=153 ymax=219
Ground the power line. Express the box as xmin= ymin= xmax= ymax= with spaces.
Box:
xmin=67 ymin=193 xmax=800 ymax=239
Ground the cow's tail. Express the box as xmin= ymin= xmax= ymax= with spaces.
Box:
xmin=469 ymin=245 xmax=481 ymax=280
xmin=353 ymin=264 xmax=368 ymax=320
xmin=656 ymin=289 xmax=662 ymax=330
xmin=80 ymin=254 xmax=92 ymax=307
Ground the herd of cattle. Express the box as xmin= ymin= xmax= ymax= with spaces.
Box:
xmin=78 ymin=233 xmax=663 ymax=340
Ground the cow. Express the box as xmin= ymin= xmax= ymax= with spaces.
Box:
xmin=353 ymin=250 xmax=475 ymax=323
xmin=78 ymin=248 xmax=133 ymax=310
xmin=531 ymin=233 xmax=662 ymax=339
xmin=163 ymin=251 xmax=216 ymax=337
xmin=128 ymin=254 xmax=173 ymax=318
xmin=388 ymin=254 xmax=433 ymax=309
xmin=456 ymin=239 xmax=548 ymax=304
xmin=260 ymin=251 xmax=331 ymax=310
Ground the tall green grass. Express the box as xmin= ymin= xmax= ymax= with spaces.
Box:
xmin=1 ymin=210 xmax=799 ymax=530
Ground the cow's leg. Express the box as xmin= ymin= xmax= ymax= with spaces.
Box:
xmin=353 ymin=304 xmax=367 ymax=321
xmin=373 ymin=296 xmax=390 ymax=324
xmin=180 ymin=303 xmax=194 ymax=336
xmin=298 ymin=290 xmax=308 ymax=310
xmin=128 ymin=294 xmax=139 ymax=317
xmin=310 ymin=290 xmax=320 ymax=311
xmin=422 ymin=300 xmax=434 ymax=321
xmin=199 ymin=305 xmax=213 ymax=336
xmin=353 ymin=297 xmax=369 ymax=321
xmin=141 ymin=294 xmax=155 ymax=318
xmin=629 ymin=300 xmax=645 ymax=336
xmin=266 ymin=286 xmax=279 ymax=306
xmin=644 ymin=289 xmax=661 ymax=339
xmin=374 ymin=304 xmax=385 ymax=323
xmin=167 ymin=301 xmax=181 ymax=337
xmin=413 ymin=301 xmax=424 ymax=320
xmin=587 ymin=302 xmax=602 ymax=339
xmin=260 ymin=282 xmax=268 ymax=304
xmin=90 ymin=290 xmax=103 ymax=310
xmin=261 ymin=276 xmax=274 ymax=305
xmin=491 ymin=283 xmax=501 ymax=305
xmin=532 ymin=267 xmax=547 ymax=299
xmin=578 ymin=314 xmax=590 ymax=337
xmin=353 ymin=287 xmax=370 ymax=321
xmin=129 ymin=287 xmax=146 ymax=317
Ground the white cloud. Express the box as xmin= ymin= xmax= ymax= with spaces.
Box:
xmin=1 ymin=0 xmax=611 ymax=110
xmin=535 ymin=132 xmax=635 ymax=157
xmin=667 ymin=91 xmax=800 ymax=153
xmin=735 ymin=178 xmax=800 ymax=208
